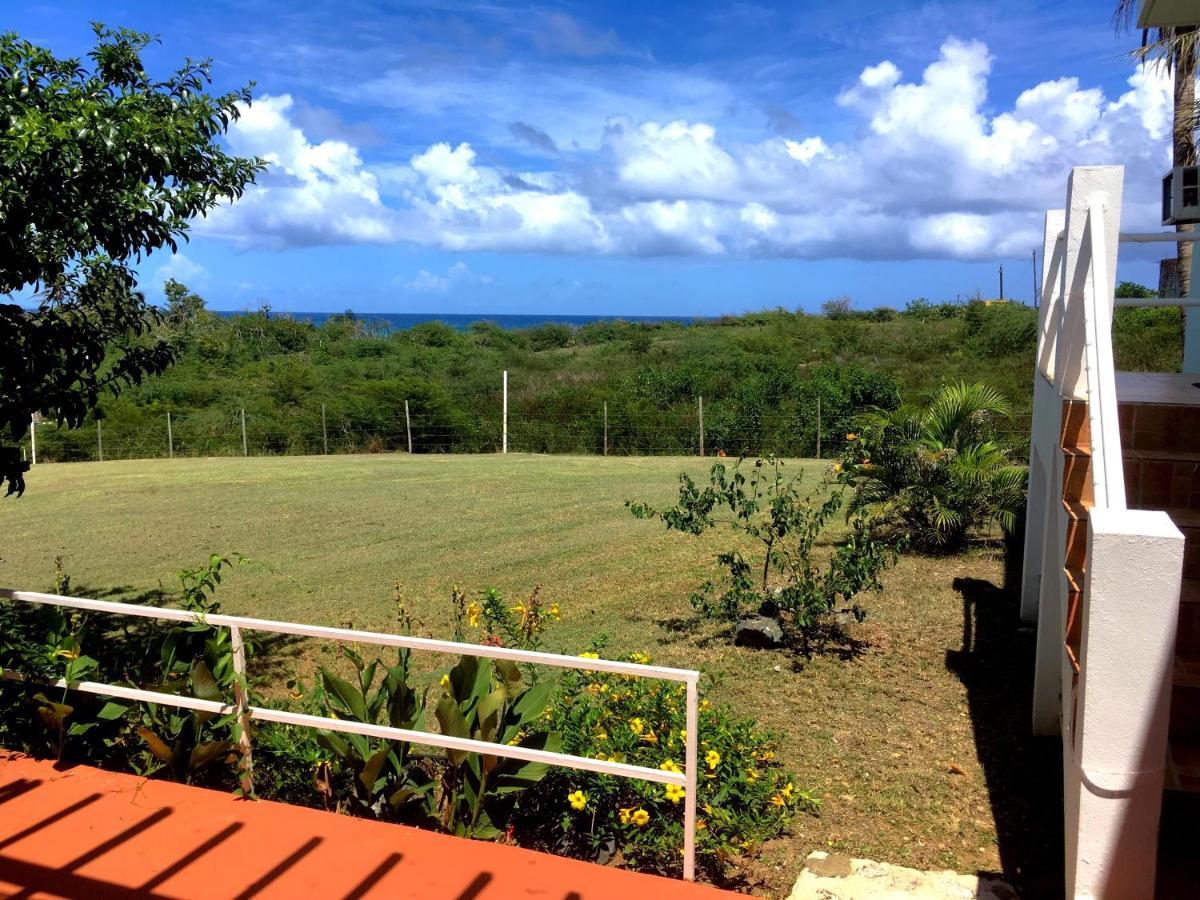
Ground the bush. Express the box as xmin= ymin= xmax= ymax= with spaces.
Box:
xmin=628 ymin=458 xmax=898 ymax=645
xmin=839 ymin=382 xmax=1027 ymax=552
xmin=516 ymin=646 xmax=812 ymax=878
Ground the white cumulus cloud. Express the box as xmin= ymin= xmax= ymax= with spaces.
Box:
xmin=203 ymin=40 xmax=1173 ymax=262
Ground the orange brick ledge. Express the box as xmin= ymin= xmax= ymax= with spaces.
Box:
xmin=0 ymin=752 xmax=734 ymax=899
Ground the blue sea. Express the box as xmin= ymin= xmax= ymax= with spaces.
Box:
xmin=214 ymin=311 xmax=708 ymax=331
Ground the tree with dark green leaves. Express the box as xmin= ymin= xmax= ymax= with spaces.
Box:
xmin=0 ymin=25 xmax=264 ymax=495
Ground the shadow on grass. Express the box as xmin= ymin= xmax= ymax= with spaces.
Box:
xmin=946 ymin=549 xmax=1063 ymax=898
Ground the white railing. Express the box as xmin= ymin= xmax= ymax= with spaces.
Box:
xmin=1079 ymin=194 xmax=1126 ymax=510
xmin=0 ymin=588 xmax=701 ymax=880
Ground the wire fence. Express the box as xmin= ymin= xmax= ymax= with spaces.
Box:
xmin=20 ymin=398 xmax=1033 ymax=466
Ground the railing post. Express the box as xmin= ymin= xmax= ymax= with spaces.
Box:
xmin=683 ymin=676 xmax=698 ymax=881
xmin=1066 ymin=509 xmax=1182 ymax=899
xmin=229 ymin=625 xmax=254 ymax=796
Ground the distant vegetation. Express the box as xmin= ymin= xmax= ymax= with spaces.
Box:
xmin=27 ymin=281 xmax=1182 ymax=462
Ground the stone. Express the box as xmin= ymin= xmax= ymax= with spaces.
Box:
xmin=788 ymin=852 xmax=1016 ymax=900
xmin=734 ymin=615 xmax=783 ymax=648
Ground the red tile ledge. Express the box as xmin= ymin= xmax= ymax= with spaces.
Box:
xmin=0 ymin=752 xmax=735 ymax=899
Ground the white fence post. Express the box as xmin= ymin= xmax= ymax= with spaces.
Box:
xmin=815 ymin=397 xmax=821 ymax=459
xmin=502 ymin=371 xmax=508 ymax=454
xmin=1066 ymin=509 xmax=1182 ymax=899
xmin=405 ymin=400 xmax=413 ymax=454
xmin=96 ymin=419 xmax=103 ymax=462
xmin=167 ymin=412 xmax=174 ymax=459
xmin=698 ymin=396 xmax=704 ymax=457
xmin=603 ymin=401 xmax=608 ymax=456
xmin=30 ymin=415 xmax=37 ymax=466
xmin=241 ymin=408 xmax=248 ymax=457
xmin=683 ymin=677 xmax=698 ymax=881
xmin=229 ymin=624 xmax=254 ymax=796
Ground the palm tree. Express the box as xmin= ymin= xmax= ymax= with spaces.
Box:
xmin=1115 ymin=2 xmax=1198 ymax=295
xmin=841 ymin=382 xmax=1028 ymax=552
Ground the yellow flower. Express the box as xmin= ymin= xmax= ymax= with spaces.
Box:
xmin=579 ymin=651 xmax=600 ymax=660
xmin=770 ymin=794 xmax=785 ymax=807
xmin=699 ymin=699 xmax=712 ymax=712
xmin=595 ymin=730 xmax=608 ymax=742
xmin=664 ymin=784 xmax=685 ymax=804
xmin=781 ymin=782 xmax=795 ymax=800
xmin=631 ymin=808 xmax=650 ymax=827
xmin=697 ymin=818 xmax=707 ymax=831
xmin=629 ymin=717 xmax=644 ymax=736
xmin=567 ymin=789 xmax=588 ymax=811
xmin=706 ymin=749 xmax=721 ymax=770
xmin=619 ymin=807 xmax=634 ymax=825
xmin=548 ymin=602 xmax=561 ymax=619
xmin=465 ymin=601 xmax=481 ymax=628
xmin=507 ymin=730 xmax=527 ymax=746
xmin=509 ymin=603 xmax=527 ymax=616
xmin=629 ymin=651 xmax=650 ymax=665
xmin=440 ymin=674 xmax=451 ymax=688
xmin=846 ymin=432 xmax=857 ymax=440
xmin=747 ymin=768 xmax=759 ymax=783
xmin=680 ymin=728 xmax=687 ymax=742
xmin=54 ymin=648 xmax=80 ymax=660
xmin=660 ymin=759 xmax=681 ymax=774
xmin=641 ymin=731 xmax=658 ymax=744
xmin=832 ymin=462 xmax=843 ymax=473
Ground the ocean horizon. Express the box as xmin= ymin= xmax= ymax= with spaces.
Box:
xmin=213 ymin=310 xmax=712 ymax=331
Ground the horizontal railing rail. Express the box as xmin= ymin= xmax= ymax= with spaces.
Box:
xmin=0 ymin=588 xmax=701 ymax=880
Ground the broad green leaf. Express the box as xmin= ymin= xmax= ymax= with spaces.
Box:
xmin=137 ymin=726 xmax=174 ymax=763
xmin=320 ymin=668 xmax=369 ymax=722
xmin=359 ymin=745 xmax=391 ymax=793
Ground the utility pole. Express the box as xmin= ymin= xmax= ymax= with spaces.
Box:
xmin=1032 ymin=249 xmax=1038 ymax=306
xmin=502 ymin=371 xmax=508 ymax=454
xmin=698 ymin=396 xmax=705 ymax=457
xmin=999 ymin=264 xmax=1004 ymax=300
xmin=241 ymin=408 xmax=248 ymax=457
xmin=603 ymin=401 xmax=608 ymax=456
xmin=167 ymin=412 xmax=174 ymax=458
xmin=321 ymin=404 xmax=328 ymax=455
xmin=404 ymin=400 xmax=413 ymax=454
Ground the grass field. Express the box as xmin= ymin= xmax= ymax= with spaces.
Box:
xmin=0 ymin=454 xmax=1061 ymax=896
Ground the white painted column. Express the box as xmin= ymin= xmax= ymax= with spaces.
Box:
xmin=1183 ymin=248 xmax=1200 ymax=373
xmin=1066 ymin=508 xmax=1182 ymax=900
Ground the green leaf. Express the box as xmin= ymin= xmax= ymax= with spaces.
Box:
xmin=359 ymin=745 xmax=391 ymax=793
xmin=491 ymin=731 xmax=561 ymax=793
xmin=435 ymin=696 xmax=470 ymax=767
xmin=189 ymin=659 xmax=221 ymax=702
xmin=97 ymin=700 xmax=130 ymax=721
xmin=507 ymin=679 xmax=554 ymax=730
xmin=189 ymin=740 xmax=233 ymax=772
xmin=321 ymin=668 xmax=369 ymax=722
xmin=493 ymin=658 xmax=523 ymax=700
xmin=477 ymin=687 xmax=506 ymax=744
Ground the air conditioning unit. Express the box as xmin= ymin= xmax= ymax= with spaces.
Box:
xmin=1162 ymin=166 xmax=1200 ymax=225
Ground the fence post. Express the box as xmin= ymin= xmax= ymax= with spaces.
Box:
xmin=321 ymin=404 xmax=328 ymax=455
xmin=29 ymin=416 xmax=36 ymax=466
xmin=502 ymin=371 xmax=508 ymax=454
xmin=405 ymin=400 xmax=413 ymax=454
xmin=229 ymin=625 xmax=254 ymax=796
xmin=241 ymin=408 xmax=248 ymax=457
xmin=96 ymin=419 xmax=103 ymax=462
xmin=683 ymin=677 xmax=698 ymax=880
xmin=816 ymin=396 xmax=822 ymax=459
xmin=167 ymin=412 xmax=174 ymax=459
xmin=698 ymin=396 xmax=704 ymax=457
xmin=603 ymin=401 xmax=608 ymax=456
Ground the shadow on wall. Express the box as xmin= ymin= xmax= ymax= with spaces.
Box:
xmin=946 ymin=534 xmax=1064 ymax=898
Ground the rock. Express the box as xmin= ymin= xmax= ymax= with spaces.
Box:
xmin=759 ymin=595 xmax=780 ymax=617
xmin=734 ymin=615 xmax=783 ymax=648
xmin=805 ymin=852 xmax=853 ymax=878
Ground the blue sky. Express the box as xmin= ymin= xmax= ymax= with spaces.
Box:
xmin=12 ymin=1 xmax=1176 ymax=315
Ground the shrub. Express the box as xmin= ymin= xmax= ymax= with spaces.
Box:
xmin=839 ymin=382 xmax=1027 ymax=552
xmin=628 ymin=458 xmax=898 ymax=644
xmin=516 ymin=646 xmax=813 ymax=878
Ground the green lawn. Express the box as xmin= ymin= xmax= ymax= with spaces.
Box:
xmin=0 ymin=454 xmax=1058 ymax=896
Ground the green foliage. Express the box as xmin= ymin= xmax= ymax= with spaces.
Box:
xmin=519 ymin=646 xmax=813 ymax=878
xmin=839 ymin=382 xmax=1027 ymax=552
xmin=0 ymin=25 xmax=264 ymax=493
xmin=629 ymin=458 xmax=898 ymax=641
